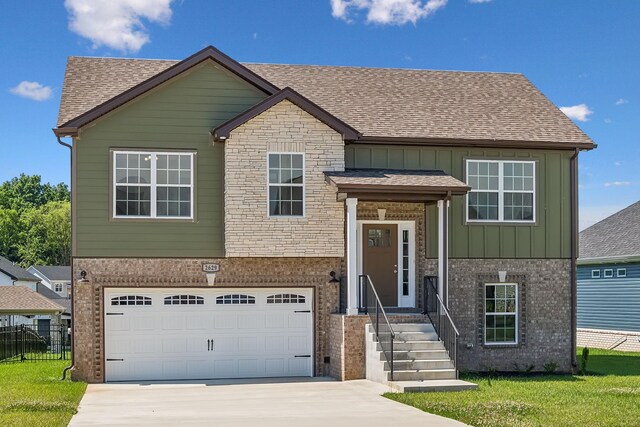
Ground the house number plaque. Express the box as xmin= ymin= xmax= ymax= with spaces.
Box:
xmin=202 ymin=264 xmax=220 ymax=273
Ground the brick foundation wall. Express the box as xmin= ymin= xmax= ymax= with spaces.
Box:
xmin=577 ymin=328 xmax=640 ymax=352
xmin=72 ymin=257 xmax=342 ymax=383
xmin=433 ymin=258 xmax=573 ymax=373
xmin=224 ymin=99 xmax=345 ymax=257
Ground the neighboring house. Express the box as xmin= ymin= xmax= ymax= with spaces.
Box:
xmin=0 ymin=256 xmax=40 ymax=291
xmin=577 ymin=201 xmax=640 ymax=351
xmin=53 ymin=46 xmax=595 ymax=384
xmin=28 ymin=265 xmax=72 ymax=298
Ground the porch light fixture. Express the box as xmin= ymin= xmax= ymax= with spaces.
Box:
xmin=377 ymin=208 xmax=386 ymax=221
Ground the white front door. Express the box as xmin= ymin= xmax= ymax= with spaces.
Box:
xmin=357 ymin=221 xmax=416 ymax=308
xmin=104 ymin=288 xmax=314 ymax=382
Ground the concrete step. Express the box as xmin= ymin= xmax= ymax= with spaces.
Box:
xmin=389 ymin=368 xmax=458 ymax=381
xmin=389 ymin=379 xmax=478 ymax=393
xmin=382 ymin=349 xmax=450 ymax=361
xmin=377 ymin=341 xmax=444 ymax=351
xmin=369 ymin=323 xmax=435 ymax=333
xmin=394 ymin=331 xmax=439 ymax=342
xmin=385 ymin=359 xmax=454 ymax=371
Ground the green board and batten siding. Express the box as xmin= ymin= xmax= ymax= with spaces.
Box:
xmin=74 ymin=62 xmax=268 ymax=257
xmin=345 ymin=145 xmax=572 ymax=259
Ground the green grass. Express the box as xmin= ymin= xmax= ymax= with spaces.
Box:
xmin=386 ymin=348 xmax=640 ymax=427
xmin=0 ymin=361 xmax=86 ymax=427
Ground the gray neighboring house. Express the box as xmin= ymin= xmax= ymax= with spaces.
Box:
xmin=577 ymin=200 xmax=640 ymax=351
xmin=0 ymin=256 xmax=40 ymax=290
xmin=28 ymin=265 xmax=72 ymax=298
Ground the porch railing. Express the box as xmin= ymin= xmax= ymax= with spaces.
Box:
xmin=422 ymin=275 xmax=459 ymax=378
xmin=359 ymin=274 xmax=396 ymax=381
xmin=0 ymin=324 xmax=70 ymax=362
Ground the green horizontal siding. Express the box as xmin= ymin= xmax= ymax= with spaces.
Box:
xmin=346 ymin=145 xmax=572 ymax=259
xmin=74 ymin=63 xmax=267 ymax=258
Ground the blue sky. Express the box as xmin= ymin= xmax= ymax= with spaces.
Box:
xmin=1 ymin=0 xmax=638 ymax=229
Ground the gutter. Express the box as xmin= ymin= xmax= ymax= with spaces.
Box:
xmin=55 ymin=134 xmax=74 ymax=380
xmin=570 ymin=148 xmax=579 ymax=370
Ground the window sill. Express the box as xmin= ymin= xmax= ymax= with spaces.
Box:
xmin=110 ymin=216 xmax=197 ymax=223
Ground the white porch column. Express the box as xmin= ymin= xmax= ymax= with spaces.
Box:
xmin=437 ymin=199 xmax=450 ymax=307
xmin=346 ymin=197 xmax=359 ymax=315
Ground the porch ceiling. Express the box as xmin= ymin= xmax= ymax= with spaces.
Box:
xmin=325 ymin=169 xmax=470 ymax=202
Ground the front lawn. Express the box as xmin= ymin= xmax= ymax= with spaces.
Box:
xmin=0 ymin=361 xmax=86 ymax=427
xmin=386 ymin=348 xmax=640 ymax=427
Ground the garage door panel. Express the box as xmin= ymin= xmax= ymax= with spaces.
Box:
xmin=105 ymin=288 xmax=313 ymax=382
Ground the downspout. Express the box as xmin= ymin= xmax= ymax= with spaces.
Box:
xmin=56 ymin=134 xmax=74 ymax=380
xmin=570 ymin=148 xmax=579 ymax=370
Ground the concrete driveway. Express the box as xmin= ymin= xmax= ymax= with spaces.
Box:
xmin=69 ymin=377 xmax=467 ymax=426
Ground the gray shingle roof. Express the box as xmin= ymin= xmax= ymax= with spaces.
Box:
xmin=36 ymin=283 xmax=71 ymax=315
xmin=0 ymin=286 xmax=65 ymax=314
xmin=325 ymin=169 xmax=469 ymax=193
xmin=57 ymin=56 xmax=593 ymax=146
xmin=579 ymin=201 xmax=640 ymax=260
xmin=0 ymin=256 xmax=39 ymax=282
xmin=31 ymin=265 xmax=71 ymax=282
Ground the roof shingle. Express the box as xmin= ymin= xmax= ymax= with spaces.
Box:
xmin=0 ymin=256 xmax=39 ymax=282
xmin=325 ymin=169 xmax=470 ymax=193
xmin=0 ymin=286 xmax=65 ymax=314
xmin=579 ymin=200 xmax=640 ymax=260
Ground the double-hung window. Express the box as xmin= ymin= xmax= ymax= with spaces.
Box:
xmin=485 ymin=283 xmax=518 ymax=345
xmin=268 ymin=153 xmax=304 ymax=217
xmin=113 ymin=151 xmax=194 ymax=219
xmin=466 ymin=160 xmax=535 ymax=223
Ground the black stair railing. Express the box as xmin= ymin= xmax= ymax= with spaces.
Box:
xmin=358 ymin=275 xmax=396 ymax=381
xmin=423 ymin=275 xmax=460 ymax=378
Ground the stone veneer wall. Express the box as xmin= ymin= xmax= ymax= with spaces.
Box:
xmin=577 ymin=328 xmax=640 ymax=352
xmin=224 ymin=99 xmax=345 ymax=257
xmin=72 ymin=257 xmax=341 ymax=383
xmin=434 ymin=258 xmax=574 ymax=373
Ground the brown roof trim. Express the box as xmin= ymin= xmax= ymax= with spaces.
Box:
xmin=53 ymin=46 xmax=281 ymax=136
xmin=330 ymin=183 xmax=470 ymax=196
xmin=354 ymin=136 xmax=597 ymax=151
xmin=53 ymin=127 xmax=78 ymax=137
xmin=212 ymin=87 xmax=361 ymax=141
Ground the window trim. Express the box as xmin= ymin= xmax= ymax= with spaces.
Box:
xmin=591 ymin=269 xmax=601 ymax=279
xmin=617 ymin=268 xmax=627 ymax=278
xmin=111 ymin=150 xmax=195 ymax=220
xmin=603 ymin=269 xmax=614 ymax=278
xmin=266 ymin=152 xmax=305 ymax=218
xmin=484 ymin=283 xmax=519 ymax=346
xmin=54 ymin=283 xmax=64 ymax=293
xmin=465 ymin=159 xmax=536 ymax=224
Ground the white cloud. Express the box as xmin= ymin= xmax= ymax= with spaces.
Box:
xmin=331 ymin=0 xmax=448 ymax=25
xmin=580 ymin=204 xmax=626 ymax=231
xmin=469 ymin=0 xmax=492 ymax=3
xmin=604 ymin=118 xmax=612 ymax=124
xmin=614 ymin=161 xmax=622 ymax=167
xmin=9 ymin=81 xmax=52 ymax=101
xmin=65 ymin=0 xmax=174 ymax=54
xmin=559 ymin=104 xmax=593 ymax=122
xmin=603 ymin=181 xmax=632 ymax=187
xmin=615 ymin=98 xmax=628 ymax=105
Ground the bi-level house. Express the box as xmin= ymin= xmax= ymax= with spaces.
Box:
xmin=54 ymin=46 xmax=594 ymax=385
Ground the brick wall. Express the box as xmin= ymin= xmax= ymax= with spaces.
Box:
xmin=72 ymin=257 xmax=342 ymax=383
xmin=224 ymin=99 xmax=345 ymax=257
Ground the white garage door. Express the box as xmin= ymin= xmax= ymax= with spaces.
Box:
xmin=104 ymin=288 xmax=313 ymax=382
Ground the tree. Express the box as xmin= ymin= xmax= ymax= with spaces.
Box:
xmin=0 ymin=208 xmax=22 ymax=261
xmin=0 ymin=174 xmax=69 ymax=213
xmin=18 ymin=201 xmax=71 ymax=267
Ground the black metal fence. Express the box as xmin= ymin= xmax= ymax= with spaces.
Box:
xmin=0 ymin=324 xmax=70 ymax=362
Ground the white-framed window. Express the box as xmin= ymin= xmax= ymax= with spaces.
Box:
xmin=54 ymin=283 xmax=64 ymax=293
xmin=113 ymin=150 xmax=194 ymax=219
xmin=466 ymin=160 xmax=535 ymax=223
xmin=267 ymin=153 xmax=304 ymax=217
xmin=603 ymin=269 xmax=614 ymax=278
xmin=617 ymin=268 xmax=627 ymax=278
xmin=591 ymin=270 xmax=601 ymax=279
xmin=484 ymin=283 xmax=518 ymax=345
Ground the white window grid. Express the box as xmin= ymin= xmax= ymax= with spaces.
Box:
xmin=267 ymin=152 xmax=305 ymax=218
xmin=267 ymin=294 xmax=306 ymax=304
xmin=111 ymin=295 xmax=152 ymax=306
xmin=54 ymin=283 xmax=64 ymax=293
xmin=591 ymin=270 xmax=601 ymax=279
xmin=164 ymin=295 xmax=204 ymax=305
xmin=112 ymin=150 xmax=194 ymax=219
xmin=216 ymin=294 xmax=256 ymax=305
xmin=466 ymin=160 xmax=536 ymax=223
xmin=484 ymin=283 xmax=518 ymax=345
xmin=617 ymin=268 xmax=627 ymax=278
xmin=603 ymin=269 xmax=614 ymax=278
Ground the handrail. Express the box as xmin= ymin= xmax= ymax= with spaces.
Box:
xmin=423 ymin=275 xmax=459 ymax=378
xmin=359 ymin=275 xmax=396 ymax=381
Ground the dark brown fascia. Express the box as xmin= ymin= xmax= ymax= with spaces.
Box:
xmin=212 ymin=87 xmax=361 ymax=141
xmin=52 ymin=46 xmax=281 ymax=137
xmin=332 ymin=183 xmax=470 ymax=196
xmin=354 ymin=136 xmax=597 ymax=151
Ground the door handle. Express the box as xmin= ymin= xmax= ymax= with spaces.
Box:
xmin=207 ymin=339 xmax=210 ymax=351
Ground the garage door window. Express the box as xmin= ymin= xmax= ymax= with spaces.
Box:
xmin=267 ymin=294 xmax=306 ymax=304
xmin=111 ymin=295 xmax=152 ymax=306
xmin=164 ymin=295 xmax=204 ymax=305
xmin=216 ymin=294 xmax=256 ymax=305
